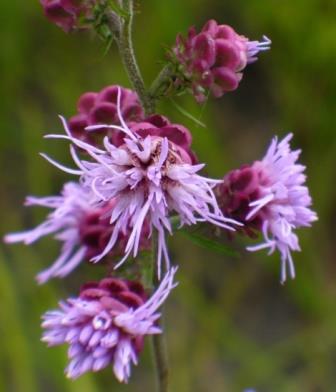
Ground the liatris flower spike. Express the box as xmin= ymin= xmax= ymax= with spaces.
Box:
xmin=4 ymin=182 xmax=150 ymax=284
xmin=173 ymin=19 xmax=271 ymax=102
xmin=217 ymin=134 xmax=317 ymax=283
xmin=42 ymin=88 xmax=242 ymax=277
xmin=42 ymin=267 xmax=177 ymax=382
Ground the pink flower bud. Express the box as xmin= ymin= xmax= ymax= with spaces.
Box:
xmin=40 ymin=0 xmax=94 ymax=32
xmin=173 ymin=19 xmax=271 ymax=102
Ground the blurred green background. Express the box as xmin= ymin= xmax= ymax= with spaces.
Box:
xmin=1 ymin=0 xmax=336 ymax=391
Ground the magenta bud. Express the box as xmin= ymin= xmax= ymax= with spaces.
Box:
xmin=172 ymin=19 xmax=271 ymax=102
xmin=192 ymin=33 xmax=216 ymax=67
xmin=77 ymin=92 xmax=97 ymax=114
xmin=90 ymin=103 xmax=118 ymax=125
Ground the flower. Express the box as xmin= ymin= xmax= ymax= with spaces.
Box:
xmin=42 ymin=89 xmax=240 ymax=276
xmin=69 ymin=85 xmax=144 ymax=146
xmin=40 ymin=0 xmax=94 ymax=32
xmin=217 ymin=134 xmax=317 ymax=283
xmin=41 ymin=268 xmax=177 ymax=382
xmin=172 ymin=19 xmax=271 ymax=102
xmin=4 ymin=182 xmax=149 ymax=284
xmin=112 ymin=113 xmax=197 ymax=164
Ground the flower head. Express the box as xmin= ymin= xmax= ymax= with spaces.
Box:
xmin=112 ymin=114 xmax=197 ymax=164
xmin=40 ymin=0 xmax=94 ymax=32
xmin=43 ymin=89 xmax=240 ymax=276
xmin=172 ymin=19 xmax=271 ymax=102
xmin=41 ymin=268 xmax=177 ymax=382
xmin=217 ymin=134 xmax=317 ymax=283
xmin=4 ymin=182 xmax=149 ymax=283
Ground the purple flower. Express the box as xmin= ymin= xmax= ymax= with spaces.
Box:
xmin=113 ymin=114 xmax=197 ymax=164
xmin=41 ymin=268 xmax=177 ymax=382
xmin=173 ymin=19 xmax=271 ymax=102
xmin=217 ymin=134 xmax=317 ymax=283
xmin=42 ymin=89 xmax=241 ymax=276
xmin=68 ymin=85 xmax=144 ymax=146
xmin=4 ymin=182 xmax=150 ymax=283
xmin=40 ymin=0 xmax=94 ymax=32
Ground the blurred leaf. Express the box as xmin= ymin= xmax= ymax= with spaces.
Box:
xmin=178 ymin=230 xmax=239 ymax=258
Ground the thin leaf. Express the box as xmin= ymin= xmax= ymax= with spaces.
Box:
xmin=178 ymin=230 xmax=239 ymax=258
xmin=170 ymin=99 xmax=206 ymax=128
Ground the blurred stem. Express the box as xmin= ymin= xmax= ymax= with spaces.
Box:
xmin=116 ymin=0 xmax=155 ymax=115
xmin=151 ymin=232 xmax=170 ymax=392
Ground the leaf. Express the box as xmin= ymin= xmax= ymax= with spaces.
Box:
xmin=178 ymin=229 xmax=240 ymax=258
xmin=170 ymin=99 xmax=206 ymax=128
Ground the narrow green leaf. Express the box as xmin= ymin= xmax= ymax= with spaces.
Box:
xmin=178 ymin=230 xmax=239 ymax=258
xmin=170 ymin=99 xmax=206 ymax=128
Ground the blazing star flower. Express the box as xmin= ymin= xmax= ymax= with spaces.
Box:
xmin=172 ymin=19 xmax=271 ymax=102
xmin=4 ymin=182 xmax=149 ymax=283
xmin=40 ymin=0 xmax=95 ymax=32
xmin=112 ymin=114 xmax=197 ymax=164
xmin=42 ymin=89 xmax=240 ymax=276
xmin=41 ymin=267 xmax=177 ymax=382
xmin=69 ymin=85 xmax=144 ymax=146
xmin=217 ymin=134 xmax=317 ymax=283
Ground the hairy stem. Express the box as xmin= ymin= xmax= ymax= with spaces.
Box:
xmin=151 ymin=233 xmax=170 ymax=392
xmin=117 ymin=0 xmax=155 ymax=115
xmin=112 ymin=2 xmax=170 ymax=389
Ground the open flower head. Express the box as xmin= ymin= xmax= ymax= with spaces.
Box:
xmin=217 ymin=134 xmax=317 ymax=283
xmin=42 ymin=268 xmax=177 ymax=382
xmin=4 ymin=182 xmax=149 ymax=283
xmin=42 ymin=89 xmax=241 ymax=277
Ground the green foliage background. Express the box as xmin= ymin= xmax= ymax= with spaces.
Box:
xmin=0 ymin=1 xmax=335 ymax=391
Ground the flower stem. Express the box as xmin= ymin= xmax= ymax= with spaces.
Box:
xmin=116 ymin=0 xmax=155 ymax=115
xmin=151 ymin=232 xmax=170 ymax=392
xmin=113 ymin=2 xmax=170 ymax=390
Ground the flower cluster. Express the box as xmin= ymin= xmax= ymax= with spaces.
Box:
xmin=40 ymin=0 xmax=95 ymax=32
xmin=173 ymin=19 xmax=271 ymax=102
xmin=42 ymin=267 xmax=177 ymax=381
xmin=216 ymin=134 xmax=317 ymax=283
xmin=5 ymin=4 xmax=318 ymax=388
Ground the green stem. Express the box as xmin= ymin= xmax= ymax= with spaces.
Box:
xmin=116 ymin=0 xmax=155 ymax=115
xmin=111 ymin=2 xmax=170 ymax=389
xmin=151 ymin=232 xmax=170 ymax=392
xmin=148 ymin=64 xmax=174 ymax=103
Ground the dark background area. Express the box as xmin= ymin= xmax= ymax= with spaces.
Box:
xmin=0 ymin=0 xmax=335 ymax=391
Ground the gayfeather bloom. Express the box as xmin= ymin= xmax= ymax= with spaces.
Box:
xmin=42 ymin=89 xmax=240 ymax=276
xmin=217 ymin=134 xmax=317 ymax=283
xmin=4 ymin=182 xmax=149 ymax=283
xmin=173 ymin=19 xmax=271 ymax=102
xmin=42 ymin=268 xmax=177 ymax=382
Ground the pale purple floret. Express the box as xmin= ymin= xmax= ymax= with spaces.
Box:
xmin=4 ymin=182 xmax=92 ymax=284
xmin=42 ymin=89 xmax=241 ymax=276
xmin=245 ymin=134 xmax=318 ymax=283
xmin=41 ymin=268 xmax=177 ymax=382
